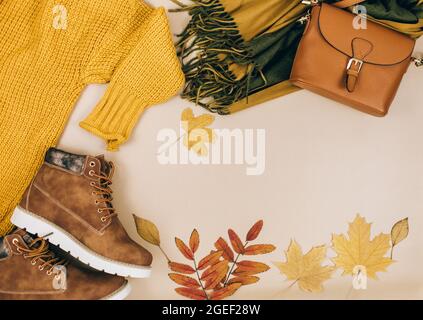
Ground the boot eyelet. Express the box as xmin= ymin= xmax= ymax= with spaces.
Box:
xmin=31 ymin=260 xmax=37 ymax=265
xmin=12 ymin=238 xmax=19 ymax=245
xmin=101 ymin=216 xmax=107 ymax=222
xmin=38 ymin=266 xmax=44 ymax=271
xmin=46 ymin=270 xmax=53 ymax=276
xmin=23 ymin=254 xmax=28 ymax=259
xmin=89 ymin=161 xmax=96 ymax=167
xmin=95 ymin=200 xmax=99 ymax=205
xmin=89 ymin=170 xmax=95 ymax=176
xmin=90 ymin=182 xmax=96 ymax=187
xmin=97 ymin=208 xmax=103 ymax=213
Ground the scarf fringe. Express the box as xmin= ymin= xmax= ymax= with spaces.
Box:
xmin=171 ymin=0 xmax=259 ymax=114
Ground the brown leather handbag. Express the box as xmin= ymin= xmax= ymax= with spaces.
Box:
xmin=290 ymin=0 xmax=419 ymax=116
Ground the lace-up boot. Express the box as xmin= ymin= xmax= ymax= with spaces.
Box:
xmin=0 ymin=228 xmax=130 ymax=299
xmin=11 ymin=148 xmax=152 ymax=278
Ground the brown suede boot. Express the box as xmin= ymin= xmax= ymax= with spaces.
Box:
xmin=11 ymin=148 xmax=152 ymax=278
xmin=0 ymin=229 xmax=130 ymax=300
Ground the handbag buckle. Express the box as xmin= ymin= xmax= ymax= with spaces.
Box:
xmin=347 ymin=58 xmax=363 ymax=72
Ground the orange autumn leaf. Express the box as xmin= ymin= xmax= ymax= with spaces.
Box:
xmin=175 ymin=237 xmax=194 ymax=260
xmin=201 ymin=260 xmax=228 ymax=281
xmin=204 ymin=278 xmax=224 ymax=290
xmin=210 ymin=283 xmax=242 ymax=300
xmin=215 ymin=237 xmax=235 ymax=262
xmin=244 ymin=244 xmax=276 ymax=255
xmin=168 ymin=273 xmax=200 ymax=288
xmin=246 ymin=220 xmax=263 ymax=241
xmin=227 ymin=276 xmax=260 ymax=285
xmin=234 ymin=261 xmax=270 ymax=275
xmin=198 ymin=251 xmax=223 ymax=270
xmin=228 ymin=229 xmax=245 ymax=254
xmin=175 ymin=287 xmax=207 ymax=300
xmin=189 ymin=229 xmax=200 ymax=254
xmin=214 ymin=283 xmax=223 ymax=290
xmin=164 ymin=219 xmax=275 ymax=301
xmin=204 ymin=264 xmax=229 ymax=290
xmin=230 ymin=271 xmax=261 ymax=277
xmin=168 ymin=262 xmax=196 ymax=274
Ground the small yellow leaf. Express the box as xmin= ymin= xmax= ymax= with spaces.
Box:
xmin=181 ymin=108 xmax=194 ymax=123
xmin=181 ymin=107 xmax=215 ymax=130
xmin=181 ymin=107 xmax=215 ymax=157
xmin=391 ymin=218 xmax=409 ymax=247
xmin=183 ymin=128 xmax=214 ymax=156
xmin=274 ymin=240 xmax=334 ymax=293
xmin=133 ymin=215 xmax=160 ymax=246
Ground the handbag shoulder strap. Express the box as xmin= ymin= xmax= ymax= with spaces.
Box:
xmin=333 ymin=0 xmax=366 ymax=9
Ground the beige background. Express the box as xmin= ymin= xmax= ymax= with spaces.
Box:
xmin=58 ymin=0 xmax=423 ymax=299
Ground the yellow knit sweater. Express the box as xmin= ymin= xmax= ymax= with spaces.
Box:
xmin=0 ymin=0 xmax=184 ymax=235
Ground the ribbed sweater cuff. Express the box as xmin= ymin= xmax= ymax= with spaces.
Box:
xmin=80 ymin=84 xmax=147 ymax=151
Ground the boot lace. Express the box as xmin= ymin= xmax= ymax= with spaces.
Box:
xmin=12 ymin=237 xmax=68 ymax=276
xmin=89 ymin=162 xmax=118 ymax=222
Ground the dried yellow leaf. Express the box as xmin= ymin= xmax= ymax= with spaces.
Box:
xmin=181 ymin=107 xmax=215 ymax=156
xmin=181 ymin=108 xmax=215 ymax=130
xmin=391 ymin=218 xmax=409 ymax=247
xmin=273 ymin=240 xmax=334 ymax=293
xmin=332 ymin=214 xmax=393 ymax=279
xmin=133 ymin=215 xmax=160 ymax=246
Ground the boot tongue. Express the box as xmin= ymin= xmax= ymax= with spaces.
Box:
xmin=95 ymin=155 xmax=114 ymax=212
xmin=96 ymin=155 xmax=111 ymax=176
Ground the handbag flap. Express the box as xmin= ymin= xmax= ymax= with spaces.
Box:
xmin=317 ymin=3 xmax=415 ymax=65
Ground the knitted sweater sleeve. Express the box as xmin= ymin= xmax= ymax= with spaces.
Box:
xmin=80 ymin=5 xmax=184 ymax=151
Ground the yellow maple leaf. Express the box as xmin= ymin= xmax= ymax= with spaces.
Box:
xmin=332 ymin=214 xmax=393 ymax=279
xmin=181 ymin=108 xmax=215 ymax=156
xmin=273 ymin=240 xmax=334 ymax=293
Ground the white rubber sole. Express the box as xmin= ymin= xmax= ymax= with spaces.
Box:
xmin=11 ymin=207 xmax=151 ymax=278
xmin=103 ymin=281 xmax=132 ymax=300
